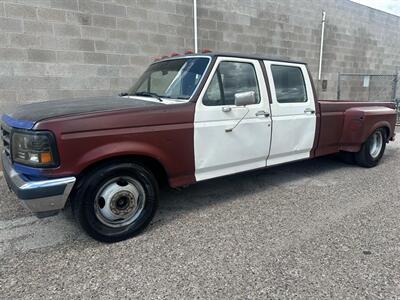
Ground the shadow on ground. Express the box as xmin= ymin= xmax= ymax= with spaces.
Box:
xmin=0 ymin=143 xmax=397 ymax=255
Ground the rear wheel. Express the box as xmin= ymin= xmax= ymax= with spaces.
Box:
xmin=355 ymin=128 xmax=387 ymax=168
xmin=73 ymin=161 xmax=158 ymax=243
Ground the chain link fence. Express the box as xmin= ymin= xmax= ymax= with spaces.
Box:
xmin=337 ymin=73 xmax=399 ymax=124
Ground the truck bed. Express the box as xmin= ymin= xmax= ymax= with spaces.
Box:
xmin=316 ymin=100 xmax=397 ymax=156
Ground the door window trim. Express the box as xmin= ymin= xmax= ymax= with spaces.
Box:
xmin=264 ymin=61 xmax=314 ymax=107
xmin=270 ymin=64 xmax=308 ymax=104
xmin=202 ymin=60 xmax=261 ymax=107
xmin=198 ymin=57 xmax=267 ymax=108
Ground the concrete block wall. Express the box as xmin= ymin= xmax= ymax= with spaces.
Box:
xmin=0 ymin=0 xmax=399 ymax=115
xmin=196 ymin=0 xmax=400 ymax=100
xmin=0 ymin=0 xmax=194 ymax=114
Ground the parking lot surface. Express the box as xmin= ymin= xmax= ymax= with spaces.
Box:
xmin=0 ymin=129 xmax=399 ymax=299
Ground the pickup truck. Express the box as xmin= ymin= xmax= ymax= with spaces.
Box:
xmin=1 ymin=52 xmax=397 ymax=242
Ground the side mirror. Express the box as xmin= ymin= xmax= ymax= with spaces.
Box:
xmin=234 ymin=91 xmax=257 ymax=106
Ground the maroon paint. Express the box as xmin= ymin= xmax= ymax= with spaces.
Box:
xmin=315 ymin=101 xmax=396 ymax=156
xmin=35 ymin=102 xmax=196 ymax=187
xmin=308 ymin=65 xmax=396 ymax=158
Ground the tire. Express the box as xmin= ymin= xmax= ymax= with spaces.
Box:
xmin=72 ymin=161 xmax=158 ymax=243
xmin=355 ymin=128 xmax=387 ymax=168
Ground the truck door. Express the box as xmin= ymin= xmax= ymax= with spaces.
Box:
xmin=263 ymin=61 xmax=317 ymax=166
xmin=194 ymin=57 xmax=272 ymax=181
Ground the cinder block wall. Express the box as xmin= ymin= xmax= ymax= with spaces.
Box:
xmin=0 ymin=0 xmax=399 ymax=115
xmin=0 ymin=0 xmax=195 ymax=114
xmin=197 ymin=0 xmax=400 ymax=101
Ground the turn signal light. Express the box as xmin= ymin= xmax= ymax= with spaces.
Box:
xmin=40 ymin=152 xmax=53 ymax=164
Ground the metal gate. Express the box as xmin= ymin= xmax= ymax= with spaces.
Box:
xmin=337 ymin=73 xmax=399 ymax=123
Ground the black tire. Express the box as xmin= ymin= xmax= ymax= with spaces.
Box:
xmin=72 ymin=161 xmax=158 ymax=243
xmin=355 ymin=128 xmax=387 ymax=168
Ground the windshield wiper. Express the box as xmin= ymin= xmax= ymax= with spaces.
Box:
xmin=162 ymin=95 xmax=189 ymax=100
xmin=133 ymin=92 xmax=163 ymax=102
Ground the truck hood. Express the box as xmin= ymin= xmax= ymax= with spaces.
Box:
xmin=2 ymin=96 xmax=163 ymax=129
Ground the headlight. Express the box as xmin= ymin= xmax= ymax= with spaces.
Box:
xmin=11 ymin=131 xmax=58 ymax=167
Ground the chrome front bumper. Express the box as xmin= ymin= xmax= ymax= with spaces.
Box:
xmin=2 ymin=152 xmax=76 ymax=218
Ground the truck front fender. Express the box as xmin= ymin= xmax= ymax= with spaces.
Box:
xmin=60 ymin=138 xmax=195 ymax=188
xmin=76 ymin=141 xmax=170 ymax=173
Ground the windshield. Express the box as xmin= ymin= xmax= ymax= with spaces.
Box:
xmin=128 ymin=57 xmax=210 ymax=100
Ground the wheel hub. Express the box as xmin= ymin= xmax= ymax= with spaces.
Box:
xmin=110 ymin=191 xmax=137 ymax=216
xmin=95 ymin=177 xmax=145 ymax=228
xmin=369 ymin=131 xmax=383 ymax=159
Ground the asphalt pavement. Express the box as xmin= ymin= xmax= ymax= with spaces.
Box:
xmin=0 ymin=129 xmax=399 ymax=299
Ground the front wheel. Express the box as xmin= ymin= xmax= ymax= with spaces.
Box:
xmin=73 ymin=161 xmax=158 ymax=243
xmin=355 ymin=128 xmax=387 ymax=168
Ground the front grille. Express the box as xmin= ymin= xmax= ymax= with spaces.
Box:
xmin=1 ymin=123 xmax=11 ymax=158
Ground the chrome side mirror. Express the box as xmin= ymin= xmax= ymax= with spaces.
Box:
xmin=234 ymin=91 xmax=257 ymax=106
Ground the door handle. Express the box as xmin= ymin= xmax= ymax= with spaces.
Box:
xmin=222 ymin=107 xmax=232 ymax=113
xmin=304 ymin=108 xmax=315 ymax=114
xmin=255 ymin=111 xmax=270 ymax=117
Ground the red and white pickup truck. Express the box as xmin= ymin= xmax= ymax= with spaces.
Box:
xmin=1 ymin=52 xmax=397 ymax=242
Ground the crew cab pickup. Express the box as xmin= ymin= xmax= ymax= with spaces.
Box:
xmin=1 ymin=53 xmax=397 ymax=242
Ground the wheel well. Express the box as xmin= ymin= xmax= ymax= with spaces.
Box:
xmin=382 ymin=126 xmax=390 ymax=142
xmin=373 ymin=126 xmax=390 ymax=142
xmin=76 ymin=155 xmax=169 ymax=188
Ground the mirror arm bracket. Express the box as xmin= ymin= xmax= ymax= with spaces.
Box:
xmin=225 ymin=107 xmax=250 ymax=132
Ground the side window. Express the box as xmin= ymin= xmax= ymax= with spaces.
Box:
xmin=271 ymin=65 xmax=307 ymax=103
xmin=203 ymin=61 xmax=260 ymax=106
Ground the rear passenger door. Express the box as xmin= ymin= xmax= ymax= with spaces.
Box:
xmin=264 ymin=61 xmax=317 ymax=166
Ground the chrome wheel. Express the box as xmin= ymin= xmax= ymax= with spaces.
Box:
xmin=94 ymin=176 xmax=146 ymax=228
xmin=369 ymin=131 xmax=383 ymax=159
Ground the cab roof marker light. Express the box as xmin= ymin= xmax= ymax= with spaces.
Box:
xmin=185 ymin=50 xmax=194 ymax=55
xmin=170 ymin=52 xmax=181 ymax=57
xmin=201 ymin=48 xmax=212 ymax=53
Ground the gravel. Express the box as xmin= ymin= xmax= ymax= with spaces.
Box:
xmin=1 ymin=129 xmax=399 ymax=299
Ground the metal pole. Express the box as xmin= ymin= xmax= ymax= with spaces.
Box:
xmin=393 ymin=67 xmax=399 ymax=101
xmin=395 ymin=68 xmax=399 ymax=124
xmin=368 ymin=75 xmax=372 ymax=101
xmin=337 ymin=72 xmax=341 ymax=100
xmin=318 ymin=11 xmax=326 ymax=81
xmin=193 ymin=0 xmax=198 ymax=53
